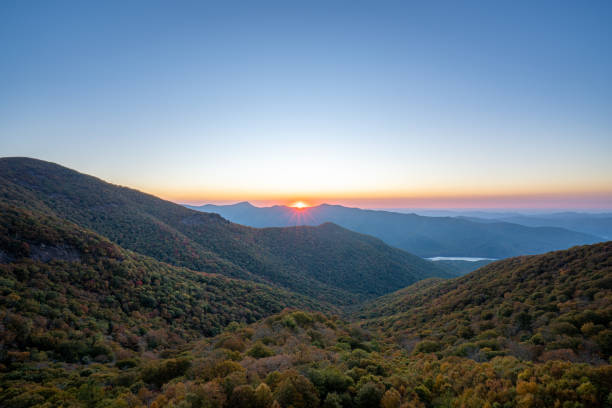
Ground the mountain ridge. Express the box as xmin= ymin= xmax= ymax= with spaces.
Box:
xmin=0 ymin=157 xmax=451 ymax=305
xmin=190 ymin=201 xmax=603 ymax=259
xmin=0 ymin=159 xmax=610 ymax=407
xmin=358 ymin=241 xmax=612 ymax=363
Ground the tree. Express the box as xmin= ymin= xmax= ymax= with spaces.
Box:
xmin=381 ymin=388 xmax=401 ymax=408
xmin=275 ymin=372 xmax=320 ymax=408
xmin=192 ymin=381 xmax=226 ymax=408
xmin=229 ymin=385 xmax=256 ymax=408
xmin=248 ymin=342 xmax=275 ymax=359
xmin=255 ymin=383 xmax=274 ymax=408
xmin=322 ymin=392 xmax=342 ymax=408
xmin=356 ymin=382 xmax=384 ymax=408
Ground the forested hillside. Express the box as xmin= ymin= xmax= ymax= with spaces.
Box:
xmin=359 ymin=242 xmax=612 ymax=364
xmin=1 ymin=207 xmax=611 ymax=406
xmin=0 ymin=158 xmax=450 ymax=305
xmin=1 ymin=158 xmax=611 ymax=407
xmin=0 ymin=203 xmax=330 ymax=363
xmin=3 ymin=307 xmax=611 ymax=407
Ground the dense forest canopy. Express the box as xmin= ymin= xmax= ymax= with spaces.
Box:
xmin=0 ymin=158 xmax=610 ymax=407
xmin=359 ymin=242 xmax=612 ymax=364
xmin=0 ymin=157 xmax=450 ymax=306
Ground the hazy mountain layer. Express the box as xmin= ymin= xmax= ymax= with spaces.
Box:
xmin=189 ymin=202 xmax=603 ymax=258
xmin=461 ymin=212 xmax=612 ymax=240
xmin=0 ymin=157 xmax=450 ymax=305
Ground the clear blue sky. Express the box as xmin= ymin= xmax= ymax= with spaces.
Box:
xmin=1 ymin=1 xmax=611 ymax=209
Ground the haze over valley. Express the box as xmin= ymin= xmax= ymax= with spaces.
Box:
xmin=188 ymin=202 xmax=603 ymax=258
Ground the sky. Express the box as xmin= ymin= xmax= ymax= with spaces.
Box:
xmin=1 ymin=1 xmax=611 ymax=210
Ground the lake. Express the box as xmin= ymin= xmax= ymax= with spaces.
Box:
xmin=426 ymin=256 xmax=497 ymax=262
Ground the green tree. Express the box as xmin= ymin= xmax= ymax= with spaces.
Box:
xmin=381 ymin=388 xmax=401 ymax=408
xmin=355 ymin=382 xmax=384 ymax=408
xmin=322 ymin=392 xmax=342 ymax=408
xmin=255 ymin=383 xmax=274 ymax=408
xmin=247 ymin=342 xmax=275 ymax=359
xmin=275 ymin=372 xmax=320 ymax=408
xmin=229 ymin=385 xmax=256 ymax=408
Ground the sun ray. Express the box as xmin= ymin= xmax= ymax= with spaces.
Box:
xmin=290 ymin=201 xmax=309 ymax=209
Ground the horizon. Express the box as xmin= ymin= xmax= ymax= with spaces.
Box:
xmin=2 ymin=2 xmax=612 ymax=403
xmin=179 ymin=198 xmax=612 ymax=214
xmin=2 ymin=1 xmax=612 ymax=210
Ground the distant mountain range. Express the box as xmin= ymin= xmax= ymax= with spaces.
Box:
xmin=187 ymin=202 xmax=603 ymax=258
xmin=459 ymin=213 xmax=612 ymax=240
xmin=389 ymin=209 xmax=612 ymax=239
xmin=0 ymin=157 xmax=451 ymax=306
xmin=1 ymin=158 xmax=611 ymax=407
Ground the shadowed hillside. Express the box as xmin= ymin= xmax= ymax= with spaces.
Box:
xmin=0 ymin=158 xmax=450 ymax=305
xmin=1 ymin=195 xmax=610 ymax=407
xmin=0 ymin=203 xmax=331 ymax=354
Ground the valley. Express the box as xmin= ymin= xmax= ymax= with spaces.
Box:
xmin=0 ymin=158 xmax=610 ymax=407
xmin=3 ymin=2 xmax=611 ymax=406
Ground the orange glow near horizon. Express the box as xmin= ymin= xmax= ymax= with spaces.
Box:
xmin=137 ymin=184 xmax=612 ymax=210
xmin=161 ymin=191 xmax=612 ymax=210
xmin=143 ymin=182 xmax=612 ymax=206
xmin=290 ymin=201 xmax=310 ymax=209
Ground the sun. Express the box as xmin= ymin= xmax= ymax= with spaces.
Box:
xmin=290 ymin=201 xmax=309 ymax=209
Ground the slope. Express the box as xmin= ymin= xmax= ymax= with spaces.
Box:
xmin=192 ymin=202 xmax=602 ymax=258
xmin=0 ymin=157 xmax=450 ymax=304
xmin=0 ymin=202 xmax=331 ymax=364
xmin=481 ymin=212 xmax=612 ymax=240
xmin=4 ymin=308 xmax=611 ymax=407
xmin=359 ymin=241 xmax=612 ymax=364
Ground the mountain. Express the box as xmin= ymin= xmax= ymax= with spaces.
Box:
xmin=188 ymin=202 xmax=603 ymax=258
xmin=406 ymin=210 xmax=612 ymax=240
xmin=358 ymin=241 xmax=612 ymax=364
xmin=1 ymin=179 xmax=610 ymax=406
xmin=4 ymin=262 xmax=611 ymax=407
xmin=0 ymin=202 xmax=330 ymax=360
xmin=0 ymin=157 xmax=450 ymax=305
xmin=482 ymin=213 xmax=612 ymax=240
xmin=2 ymin=157 xmax=610 ymax=407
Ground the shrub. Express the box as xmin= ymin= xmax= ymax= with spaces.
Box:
xmin=458 ymin=325 xmax=474 ymax=339
xmin=322 ymin=392 xmax=342 ymax=408
xmin=214 ymin=360 xmax=245 ymax=378
xmin=381 ymin=388 xmax=401 ymax=408
xmin=229 ymin=384 xmax=256 ymax=408
xmin=247 ymin=342 xmax=275 ymax=359
xmin=596 ymin=330 xmax=612 ymax=355
xmin=307 ymin=367 xmax=353 ymax=396
xmin=515 ymin=312 xmax=532 ymax=331
xmin=274 ymin=372 xmax=319 ymax=408
xmin=141 ymin=357 xmax=191 ymax=388
xmin=413 ymin=340 xmax=441 ymax=354
xmin=355 ymin=382 xmax=384 ymax=408
xmin=116 ymin=358 xmax=139 ymax=370
xmin=216 ymin=335 xmax=246 ymax=352
xmin=255 ymin=383 xmax=274 ymax=408
xmin=551 ymin=321 xmax=578 ymax=335
xmin=282 ymin=315 xmax=297 ymax=330
xmin=291 ymin=311 xmax=314 ymax=327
